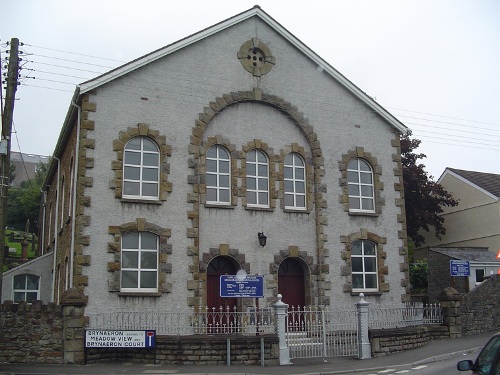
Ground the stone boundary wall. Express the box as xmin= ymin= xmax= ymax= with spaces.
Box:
xmin=0 ymin=301 xmax=64 ymax=364
xmin=460 ymin=275 xmax=500 ymax=336
xmin=84 ymin=335 xmax=279 ymax=365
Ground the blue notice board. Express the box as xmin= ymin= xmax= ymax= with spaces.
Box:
xmin=220 ymin=275 xmax=264 ymax=298
xmin=450 ymin=260 xmax=470 ymax=277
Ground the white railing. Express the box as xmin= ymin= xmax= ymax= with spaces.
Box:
xmin=423 ymin=303 xmax=443 ymax=324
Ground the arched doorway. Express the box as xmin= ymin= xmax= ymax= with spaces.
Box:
xmin=207 ymin=256 xmax=238 ymax=332
xmin=278 ymin=257 xmax=305 ymax=308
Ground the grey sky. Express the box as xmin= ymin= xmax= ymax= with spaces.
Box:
xmin=2 ymin=0 xmax=499 ymax=179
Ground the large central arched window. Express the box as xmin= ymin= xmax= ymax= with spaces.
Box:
xmin=123 ymin=137 xmax=159 ymax=200
xmin=284 ymin=152 xmax=306 ymax=210
xmin=246 ymin=149 xmax=269 ymax=207
xmin=206 ymin=145 xmax=231 ymax=205
xmin=121 ymin=232 xmax=159 ymax=292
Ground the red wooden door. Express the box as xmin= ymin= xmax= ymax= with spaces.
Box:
xmin=207 ymin=256 xmax=237 ymax=333
xmin=278 ymin=258 xmax=305 ymax=331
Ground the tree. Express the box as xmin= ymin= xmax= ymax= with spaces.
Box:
xmin=401 ymin=131 xmax=458 ymax=248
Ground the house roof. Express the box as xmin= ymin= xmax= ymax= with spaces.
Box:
xmin=430 ymin=247 xmax=500 ymax=263
xmin=77 ymin=5 xmax=408 ymax=134
xmin=444 ymin=168 xmax=500 ymax=199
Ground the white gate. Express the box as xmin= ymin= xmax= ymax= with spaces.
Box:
xmin=286 ymin=306 xmax=358 ymax=359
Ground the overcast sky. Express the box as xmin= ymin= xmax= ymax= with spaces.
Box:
xmin=2 ymin=0 xmax=499 ymax=179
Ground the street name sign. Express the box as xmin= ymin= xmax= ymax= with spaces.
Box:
xmin=85 ymin=330 xmax=156 ymax=348
xmin=220 ymin=275 xmax=264 ymax=298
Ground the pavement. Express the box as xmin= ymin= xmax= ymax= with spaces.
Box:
xmin=0 ymin=331 xmax=495 ymax=375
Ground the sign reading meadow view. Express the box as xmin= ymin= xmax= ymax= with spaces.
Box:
xmin=85 ymin=330 xmax=156 ymax=348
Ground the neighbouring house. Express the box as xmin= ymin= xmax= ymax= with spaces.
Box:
xmin=421 ymin=247 xmax=500 ymax=303
xmin=2 ymin=6 xmax=411 ymax=317
xmin=417 ymin=168 xmax=500 ymax=253
xmin=10 ymin=151 xmax=49 ymax=187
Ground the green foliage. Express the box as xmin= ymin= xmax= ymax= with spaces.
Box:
xmin=409 ymin=260 xmax=428 ymax=291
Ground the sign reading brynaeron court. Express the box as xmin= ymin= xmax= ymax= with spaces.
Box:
xmin=85 ymin=330 xmax=156 ymax=348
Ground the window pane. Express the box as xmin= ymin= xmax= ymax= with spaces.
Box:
xmin=348 ymin=185 xmax=360 ymax=196
xmin=141 ymin=233 xmax=157 ymax=249
xmin=257 ymin=151 xmax=266 ymax=163
xmin=247 ymin=163 xmax=256 ymax=176
xmin=207 ymin=146 xmax=217 ymax=158
xmin=206 ymin=174 xmax=217 ymax=187
xmin=219 ymin=175 xmax=229 ymax=188
xmin=258 ymin=164 xmax=268 ymax=177
xmin=141 ymin=252 xmax=157 ymax=269
xmin=293 ymin=154 xmax=304 ymax=167
xmin=258 ymin=192 xmax=268 ymax=205
xmin=365 ymin=274 xmax=377 ymax=289
xmin=284 ymin=180 xmax=293 ymax=193
xmin=361 ymin=185 xmax=372 ymax=197
xmin=247 ymin=150 xmax=256 ymax=161
xmin=364 ymin=258 xmax=377 ymax=272
xmin=206 ymin=188 xmax=217 ymax=202
xmin=206 ymin=160 xmax=217 ymax=173
xmin=352 ymin=274 xmax=364 ymax=289
xmin=284 ymin=154 xmax=293 ymax=165
xmin=247 ymin=177 xmax=256 ymax=190
xmin=360 ymin=173 xmax=373 ymax=184
xmin=124 ymin=166 xmax=140 ymax=180
xmin=124 ymin=181 xmax=140 ymax=196
xmin=349 ymin=197 xmax=360 ymax=209
xmin=122 ymin=232 xmax=139 ymax=249
xmin=296 ymin=195 xmax=305 ymax=208
xmin=125 ymin=138 xmax=141 ymax=150
xmin=284 ymin=194 xmax=293 ymax=207
xmin=143 ymin=153 xmax=159 ymax=167
xmin=295 ymin=168 xmax=304 ymax=180
xmin=14 ymin=275 xmax=25 ymax=289
xmin=362 ymin=198 xmax=374 ymax=210
xmin=247 ymin=191 xmax=256 ymax=204
xmin=218 ymin=147 xmax=229 ymax=159
xmin=14 ymin=292 xmax=25 ymax=303
xmin=140 ymin=271 xmax=157 ymax=288
xmin=295 ymin=181 xmax=305 ymax=194
xmin=258 ymin=178 xmax=267 ymax=190
xmin=26 ymin=292 xmax=38 ymax=303
xmin=351 ymin=241 xmax=362 ymax=255
xmin=347 ymin=171 xmax=359 ymax=183
xmin=352 ymin=257 xmax=363 ymax=272
xmin=122 ymin=271 xmax=138 ymax=288
xmin=347 ymin=160 xmax=358 ymax=170
xmin=219 ymin=160 xmax=229 ymax=174
xmin=364 ymin=242 xmax=376 ymax=255
xmin=359 ymin=160 xmax=371 ymax=171
xmin=142 ymin=183 xmax=158 ymax=197
xmin=124 ymin=151 xmax=141 ymax=165
xmin=122 ymin=251 xmax=138 ymax=268
xmin=142 ymin=138 xmax=157 ymax=152
xmin=219 ymin=189 xmax=230 ymax=203
xmin=27 ymin=275 xmax=39 ymax=290
xmin=142 ymin=168 xmax=158 ymax=182
xmin=284 ymin=167 xmax=293 ymax=179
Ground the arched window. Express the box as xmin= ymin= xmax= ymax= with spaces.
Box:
xmin=347 ymin=158 xmax=375 ymax=213
xmin=351 ymin=240 xmax=378 ymax=292
xmin=206 ymin=145 xmax=231 ymax=205
xmin=246 ymin=149 xmax=269 ymax=207
xmin=284 ymin=153 xmax=306 ymax=210
xmin=13 ymin=274 xmax=40 ymax=303
xmin=123 ymin=137 xmax=160 ymax=200
xmin=121 ymin=232 xmax=159 ymax=292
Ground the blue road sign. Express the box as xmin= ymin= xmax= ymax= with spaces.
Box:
xmin=220 ymin=275 xmax=264 ymax=298
xmin=450 ymin=260 xmax=470 ymax=277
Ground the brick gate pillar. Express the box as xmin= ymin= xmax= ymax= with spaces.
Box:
xmin=61 ymin=287 xmax=87 ymax=364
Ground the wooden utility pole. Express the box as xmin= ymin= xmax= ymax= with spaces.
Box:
xmin=0 ymin=37 xmax=20 ymax=300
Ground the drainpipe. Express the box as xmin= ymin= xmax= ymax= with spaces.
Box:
xmin=69 ymin=101 xmax=81 ymax=288
xmin=51 ymin=157 xmax=61 ymax=303
xmin=40 ymin=189 xmax=47 ymax=255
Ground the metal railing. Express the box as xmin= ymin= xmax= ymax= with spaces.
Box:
xmin=368 ymin=302 xmax=443 ymax=329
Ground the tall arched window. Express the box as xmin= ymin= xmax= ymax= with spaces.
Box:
xmin=123 ymin=137 xmax=160 ymax=200
xmin=246 ymin=149 xmax=269 ymax=207
xmin=121 ymin=232 xmax=159 ymax=292
xmin=284 ymin=153 xmax=306 ymax=210
xmin=206 ymin=145 xmax=230 ymax=205
xmin=351 ymin=240 xmax=378 ymax=292
xmin=347 ymin=158 xmax=375 ymax=213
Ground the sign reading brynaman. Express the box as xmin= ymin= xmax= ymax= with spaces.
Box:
xmin=85 ymin=330 xmax=156 ymax=348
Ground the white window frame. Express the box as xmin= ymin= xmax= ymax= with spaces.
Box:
xmin=13 ymin=274 xmax=40 ymax=303
xmin=351 ymin=240 xmax=379 ymax=292
xmin=121 ymin=232 xmax=159 ymax=293
xmin=206 ymin=145 xmax=231 ymax=205
xmin=122 ymin=137 xmax=160 ymax=200
xmin=60 ymin=177 xmax=65 ymax=228
xmin=347 ymin=158 xmax=375 ymax=213
xmin=246 ymin=149 xmax=269 ymax=208
xmin=68 ymin=157 xmax=73 ymax=218
xmin=284 ymin=152 xmax=306 ymax=210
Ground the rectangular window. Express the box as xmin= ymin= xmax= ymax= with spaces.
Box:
xmin=351 ymin=240 xmax=378 ymax=292
xmin=121 ymin=232 xmax=158 ymax=292
xmin=13 ymin=274 xmax=40 ymax=303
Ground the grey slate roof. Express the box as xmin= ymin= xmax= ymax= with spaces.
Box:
xmin=430 ymin=247 xmax=500 ymax=263
xmin=448 ymin=168 xmax=500 ymax=198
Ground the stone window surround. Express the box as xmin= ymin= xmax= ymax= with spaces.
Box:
xmin=107 ymin=218 xmax=172 ymax=297
xmin=110 ymin=123 xmax=172 ymax=203
xmin=338 ymin=147 xmax=384 ymax=215
xmin=340 ymin=229 xmax=389 ymax=296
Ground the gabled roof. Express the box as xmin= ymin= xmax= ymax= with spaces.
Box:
xmin=430 ymin=247 xmax=500 ymax=263
xmin=77 ymin=5 xmax=407 ymax=134
xmin=441 ymin=168 xmax=500 ymax=199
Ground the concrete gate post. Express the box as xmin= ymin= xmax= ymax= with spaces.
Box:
xmin=356 ymin=293 xmax=371 ymax=359
xmin=273 ymin=294 xmax=291 ymax=365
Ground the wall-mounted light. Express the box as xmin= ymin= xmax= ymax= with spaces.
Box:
xmin=258 ymin=232 xmax=267 ymax=247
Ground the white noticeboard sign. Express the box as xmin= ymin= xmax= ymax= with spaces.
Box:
xmin=85 ymin=330 xmax=156 ymax=348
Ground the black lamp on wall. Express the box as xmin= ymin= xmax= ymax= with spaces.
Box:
xmin=258 ymin=232 xmax=267 ymax=247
